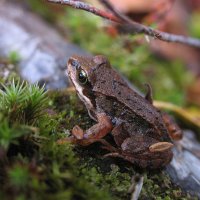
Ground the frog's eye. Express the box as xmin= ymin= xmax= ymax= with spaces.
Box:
xmin=78 ymin=70 xmax=88 ymax=84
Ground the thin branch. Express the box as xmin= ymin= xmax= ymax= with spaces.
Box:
xmin=99 ymin=0 xmax=133 ymax=24
xmin=100 ymin=0 xmax=200 ymax=48
xmin=47 ymin=0 xmax=200 ymax=49
xmin=47 ymin=0 xmax=121 ymax=23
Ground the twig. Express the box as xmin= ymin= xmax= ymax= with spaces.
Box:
xmin=99 ymin=0 xmax=200 ymax=48
xmin=47 ymin=0 xmax=121 ymax=23
xmin=47 ymin=0 xmax=200 ymax=49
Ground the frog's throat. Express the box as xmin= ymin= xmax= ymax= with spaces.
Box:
xmin=72 ymin=78 xmax=94 ymax=110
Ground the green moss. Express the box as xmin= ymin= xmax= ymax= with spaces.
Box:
xmin=0 ymin=119 xmax=27 ymax=150
xmin=0 ymin=80 xmax=48 ymax=125
xmin=8 ymin=165 xmax=30 ymax=189
xmin=140 ymin=171 xmax=198 ymax=199
xmin=189 ymin=12 xmax=200 ymax=38
xmin=27 ymin=0 xmax=57 ymax=22
xmin=0 ymin=79 xmax=112 ymax=200
xmin=8 ymin=51 xmax=21 ymax=64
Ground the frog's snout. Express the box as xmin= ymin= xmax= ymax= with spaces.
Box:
xmin=68 ymin=58 xmax=79 ymax=69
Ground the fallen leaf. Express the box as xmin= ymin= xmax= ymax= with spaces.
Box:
xmin=154 ymin=101 xmax=200 ymax=130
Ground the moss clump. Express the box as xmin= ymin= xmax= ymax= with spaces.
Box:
xmin=0 ymin=77 xmax=114 ymax=200
xmin=140 ymin=172 xmax=197 ymax=200
xmin=8 ymin=51 xmax=21 ymax=65
xmin=0 ymin=80 xmax=48 ymax=125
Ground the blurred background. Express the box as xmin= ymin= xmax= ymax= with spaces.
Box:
xmin=1 ymin=0 xmax=200 ymax=105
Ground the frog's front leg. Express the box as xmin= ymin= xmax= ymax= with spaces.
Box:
xmin=58 ymin=113 xmax=113 ymax=146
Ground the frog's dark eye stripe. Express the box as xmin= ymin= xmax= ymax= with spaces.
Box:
xmin=78 ymin=70 xmax=88 ymax=85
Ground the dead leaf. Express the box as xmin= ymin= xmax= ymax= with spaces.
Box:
xmin=187 ymin=78 xmax=200 ymax=107
xmin=154 ymin=101 xmax=200 ymax=130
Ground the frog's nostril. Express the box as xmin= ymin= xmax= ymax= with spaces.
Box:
xmin=71 ymin=60 xmax=77 ymax=67
xmin=68 ymin=58 xmax=79 ymax=69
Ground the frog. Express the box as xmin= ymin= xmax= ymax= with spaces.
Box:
xmin=61 ymin=55 xmax=182 ymax=169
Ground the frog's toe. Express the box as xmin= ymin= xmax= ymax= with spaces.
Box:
xmin=149 ymin=142 xmax=173 ymax=152
xmin=98 ymin=139 xmax=118 ymax=152
xmin=103 ymin=152 xmax=123 ymax=159
xmin=57 ymin=136 xmax=78 ymax=145
xmin=72 ymin=125 xmax=84 ymax=139
xmin=101 ymin=145 xmax=118 ymax=152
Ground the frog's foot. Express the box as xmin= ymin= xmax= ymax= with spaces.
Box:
xmin=149 ymin=142 xmax=173 ymax=152
xmin=103 ymin=152 xmax=124 ymax=159
xmin=102 ymin=152 xmax=136 ymax=165
xmin=58 ymin=113 xmax=113 ymax=146
xmin=57 ymin=136 xmax=78 ymax=145
xmin=57 ymin=136 xmax=113 ymax=147
xmin=99 ymin=140 xmax=119 ymax=152
xmin=162 ymin=112 xmax=183 ymax=141
xmin=72 ymin=125 xmax=84 ymax=139
xmin=56 ymin=125 xmax=84 ymax=145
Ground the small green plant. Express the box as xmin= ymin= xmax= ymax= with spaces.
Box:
xmin=8 ymin=165 xmax=30 ymax=189
xmin=0 ymin=119 xmax=24 ymax=150
xmin=0 ymin=80 xmax=48 ymax=125
xmin=8 ymin=51 xmax=21 ymax=64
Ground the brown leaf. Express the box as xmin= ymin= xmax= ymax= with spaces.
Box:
xmin=154 ymin=101 xmax=200 ymax=130
xmin=187 ymin=78 xmax=200 ymax=107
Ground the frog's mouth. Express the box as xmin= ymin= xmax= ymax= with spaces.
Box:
xmin=67 ymin=59 xmax=96 ymax=120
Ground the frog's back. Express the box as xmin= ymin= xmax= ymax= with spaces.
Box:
xmin=92 ymin=65 xmax=170 ymax=140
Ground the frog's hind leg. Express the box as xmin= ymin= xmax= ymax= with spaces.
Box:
xmin=111 ymin=123 xmax=130 ymax=146
xmin=120 ymin=136 xmax=173 ymax=168
xmin=103 ymin=152 xmax=123 ymax=158
xmin=101 ymin=123 xmax=129 ymax=154
xmin=162 ymin=112 xmax=183 ymax=141
xmin=102 ymin=151 xmax=144 ymax=167
xmin=103 ymin=151 xmax=136 ymax=164
xmin=98 ymin=139 xmax=118 ymax=152
xmin=104 ymin=150 xmax=172 ymax=169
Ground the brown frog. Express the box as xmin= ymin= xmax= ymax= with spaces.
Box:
xmin=62 ymin=55 xmax=182 ymax=169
